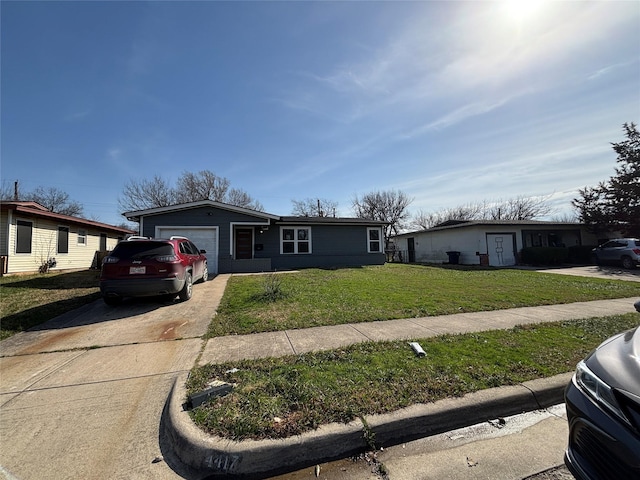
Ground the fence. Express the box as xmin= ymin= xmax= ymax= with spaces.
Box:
xmin=385 ymin=249 xmax=409 ymax=263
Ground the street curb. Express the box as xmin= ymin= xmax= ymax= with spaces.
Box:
xmin=162 ymin=371 xmax=573 ymax=479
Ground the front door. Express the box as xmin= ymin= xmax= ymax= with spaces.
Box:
xmin=235 ymin=228 xmax=253 ymax=259
xmin=407 ymin=238 xmax=415 ymax=263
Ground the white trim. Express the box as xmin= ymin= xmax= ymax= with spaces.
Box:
xmin=280 ymin=226 xmax=312 ymax=255
xmin=77 ymin=228 xmax=87 ymax=246
xmin=229 ymin=221 xmax=269 ymax=256
xmin=367 ymin=227 xmax=383 ymax=253
xmin=15 ymin=217 xmax=33 ymax=255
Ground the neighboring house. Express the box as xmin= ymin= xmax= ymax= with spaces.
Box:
xmin=0 ymin=201 xmax=135 ymax=275
xmin=392 ymin=220 xmax=600 ymax=267
xmin=123 ymin=200 xmax=387 ymax=274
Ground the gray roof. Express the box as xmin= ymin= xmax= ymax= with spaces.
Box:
xmin=394 ymin=219 xmax=583 ymax=237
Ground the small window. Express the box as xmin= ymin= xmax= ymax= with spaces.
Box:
xmin=16 ymin=220 xmax=33 ymax=254
xmin=58 ymin=226 xmax=69 ymax=254
xmin=78 ymin=229 xmax=87 ymax=246
xmin=367 ymin=227 xmax=383 ymax=253
xmin=281 ymin=227 xmax=311 ymax=254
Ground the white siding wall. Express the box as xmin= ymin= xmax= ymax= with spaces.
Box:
xmin=395 ymin=224 xmax=599 ymax=266
xmin=4 ymin=215 xmax=125 ymax=274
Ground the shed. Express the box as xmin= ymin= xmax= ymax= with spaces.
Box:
xmin=392 ymin=220 xmax=600 ymax=267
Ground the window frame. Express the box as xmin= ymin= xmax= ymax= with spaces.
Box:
xmin=15 ymin=219 xmax=33 ymax=254
xmin=367 ymin=227 xmax=383 ymax=253
xmin=77 ymin=229 xmax=87 ymax=246
xmin=57 ymin=225 xmax=70 ymax=254
xmin=280 ymin=226 xmax=312 ymax=255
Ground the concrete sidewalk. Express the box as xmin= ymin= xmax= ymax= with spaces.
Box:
xmin=199 ymin=297 xmax=638 ymax=365
xmin=163 ymin=291 xmax=640 ymax=479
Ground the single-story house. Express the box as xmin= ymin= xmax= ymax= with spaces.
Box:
xmin=391 ymin=220 xmax=601 ymax=267
xmin=123 ymin=200 xmax=387 ymax=274
xmin=0 ymin=201 xmax=135 ymax=275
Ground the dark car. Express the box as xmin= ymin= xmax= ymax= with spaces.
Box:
xmin=100 ymin=236 xmax=208 ymax=305
xmin=564 ymin=300 xmax=640 ymax=480
xmin=591 ymin=238 xmax=640 ymax=269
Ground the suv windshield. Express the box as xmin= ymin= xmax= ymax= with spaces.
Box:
xmin=112 ymin=241 xmax=174 ymax=259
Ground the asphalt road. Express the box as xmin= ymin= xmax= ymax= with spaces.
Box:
xmin=0 ymin=275 xmax=229 ymax=480
xmin=269 ymin=405 xmax=575 ymax=480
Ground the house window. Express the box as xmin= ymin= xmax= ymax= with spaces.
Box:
xmin=367 ymin=227 xmax=383 ymax=253
xmin=78 ymin=229 xmax=87 ymax=246
xmin=16 ymin=220 xmax=33 ymax=254
xmin=281 ymin=227 xmax=311 ymax=254
xmin=58 ymin=226 xmax=69 ymax=254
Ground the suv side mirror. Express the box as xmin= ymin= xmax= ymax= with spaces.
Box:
xmin=200 ymin=249 xmax=207 ymax=254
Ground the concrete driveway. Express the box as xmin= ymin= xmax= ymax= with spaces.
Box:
xmin=530 ymin=265 xmax=640 ymax=282
xmin=0 ymin=275 xmax=229 ymax=480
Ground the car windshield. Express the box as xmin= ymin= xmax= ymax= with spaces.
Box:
xmin=112 ymin=241 xmax=174 ymax=259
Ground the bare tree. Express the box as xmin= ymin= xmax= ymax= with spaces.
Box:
xmin=411 ymin=203 xmax=482 ymax=230
xmin=486 ymin=195 xmax=554 ymax=220
xmin=291 ymin=198 xmax=338 ymax=217
xmin=25 ymin=186 xmax=83 ymax=216
xmin=411 ymin=195 xmax=554 ymax=230
xmin=352 ymin=189 xmax=413 ymax=245
xmin=118 ymin=170 xmax=263 ymax=212
xmin=119 ymin=175 xmax=176 ymax=212
xmin=227 ymin=188 xmax=264 ymax=211
xmin=0 ymin=180 xmax=18 ymax=200
xmin=175 ymin=171 xmax=230 ymax=203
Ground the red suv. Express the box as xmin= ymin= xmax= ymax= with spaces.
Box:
xmin=100 ymin=236 xmax=208 ymax=305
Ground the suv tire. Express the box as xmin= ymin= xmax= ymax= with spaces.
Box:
xmin=179 ymin=272 xmax=193 ymax=301
xmin=621 ymin=256 xmax=635 ymax=270
xmin=198 ymin=262 xmax=209 ymax=283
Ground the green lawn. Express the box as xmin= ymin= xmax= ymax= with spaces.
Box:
xmin=190 ymin=314 xmax=640 ymax=441
xmin=0 ymin=270 xmax=101 ymax=340
xmin=207 ymin=264 xmax=640 ymax=337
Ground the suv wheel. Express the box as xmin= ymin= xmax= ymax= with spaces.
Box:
xmin=179 ymin=272 xmax=193 ymax=301
xmin=621 ymin=256 xmax=635 ymax=269
xmin=200 ymin=262 xmax=209 ymax=283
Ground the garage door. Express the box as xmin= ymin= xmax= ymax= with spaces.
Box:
xmin=487 ymin=233 xmax=516 ymax=266
xmin=156 ymin=227 xmax=218 ymax=275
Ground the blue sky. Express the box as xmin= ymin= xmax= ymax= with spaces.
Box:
xmin=2 ymin=1 xmax=639 ymax=227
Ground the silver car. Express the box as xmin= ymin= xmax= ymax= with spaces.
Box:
xmin=592 ymin=238 xmax=640 ymax=269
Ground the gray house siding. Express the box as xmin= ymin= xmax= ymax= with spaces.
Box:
xmin=268 ymin=224 xmax=385 ymax=270
xmin=127 ymin=201 xmax=386 ymax=274
xmin=140 ymin=206 xmax=267 ymax=256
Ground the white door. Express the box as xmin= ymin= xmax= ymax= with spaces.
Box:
xmin=156 ymin=227 xmax=218 ymax=275
xmin=487 ymin=233 xmax=516 ymax=266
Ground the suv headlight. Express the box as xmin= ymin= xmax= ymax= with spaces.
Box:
xmin=575 ymin=360 xmax=628 ymax=425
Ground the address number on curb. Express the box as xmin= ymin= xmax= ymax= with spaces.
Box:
xmin=205 ymin=454 xmax=241 ymax=472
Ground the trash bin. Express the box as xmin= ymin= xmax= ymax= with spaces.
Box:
xmin=446 ymin=251 xmax=461 ymax=265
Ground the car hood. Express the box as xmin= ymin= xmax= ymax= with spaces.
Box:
xmin=587 ymin=327 xmax=640 ymax=396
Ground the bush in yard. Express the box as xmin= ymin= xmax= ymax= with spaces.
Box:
xmin=261 ymin=273 xmax=285 ymax=302
xmin=521 ymin=247 xmax=569 ymax=266
xmin=568 ymin=245 xmax=597 ymax=264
